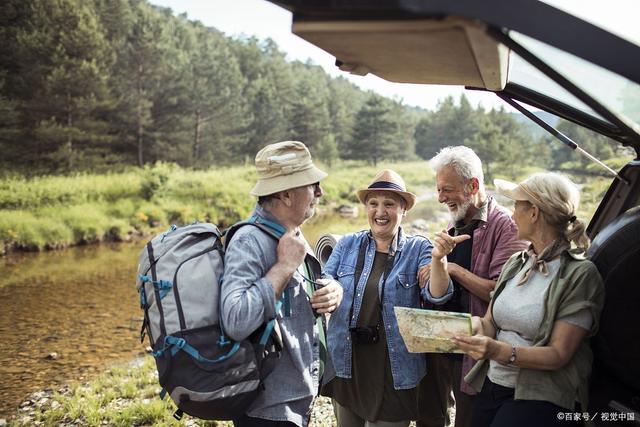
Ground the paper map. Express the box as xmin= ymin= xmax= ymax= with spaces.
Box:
xmin=394 ymin=307 xmax=472 ymax=353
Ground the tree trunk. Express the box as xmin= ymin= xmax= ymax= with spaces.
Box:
xmin=136 ymin=63 xmax=144 ymax=167
xmin=193 ymin=109 xmax=201 ymax=166
xmin=66 ymin=92 xmax=73 ymax=171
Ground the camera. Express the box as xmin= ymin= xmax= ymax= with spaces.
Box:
xmin=349 ymin=325 xmax=380 ymax=344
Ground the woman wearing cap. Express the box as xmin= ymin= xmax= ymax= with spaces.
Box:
xmin=321 ymin=169 xmax=467 ymax=427
xmin=454 ymin=172 xmax=605 ymax=427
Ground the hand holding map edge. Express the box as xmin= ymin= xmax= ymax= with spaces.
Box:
xmin=395 ymin=307 xmax=472 ymax=353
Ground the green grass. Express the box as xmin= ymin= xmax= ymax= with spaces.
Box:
xmin=0 ymin=171 xmax=142 ymax=210
xmin=0 ymin=161 xmax=430 ymax=253
xmin=0 ymin=160 xmax=613 ymax=253
xmin=0 ymin=211 xmax=74 ymax=251
xmin=11 ymin=357 xmax=224 ymax=427
xmin=9 ymin=356 xmax=336 ymax=427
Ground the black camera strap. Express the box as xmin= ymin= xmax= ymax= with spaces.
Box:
xmin=348 ymin=234 xmax=397 ymax=329
xmin=348 ymin=236 xmax=369 ymax=328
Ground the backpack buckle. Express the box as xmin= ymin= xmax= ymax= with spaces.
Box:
xmin=173 ymin=408 xmax=183 ymax=420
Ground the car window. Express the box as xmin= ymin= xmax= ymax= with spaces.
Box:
xmin=508 ymin=51 xmax=605 ymax=122
xmin=540 ymin=0 xmax=640 ymax=46
xmin=507 ymin=31 xmax=640 ymax=130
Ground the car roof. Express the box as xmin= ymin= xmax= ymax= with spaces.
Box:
xmin=269 ymin=0 xmax=640 ymax=154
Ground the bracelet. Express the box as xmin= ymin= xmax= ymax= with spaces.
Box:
xmin=507 ymin=345 xmax=517 ymax=365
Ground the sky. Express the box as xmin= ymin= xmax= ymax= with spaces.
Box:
xmin=147 ymin=0 xmax=639 ymax=112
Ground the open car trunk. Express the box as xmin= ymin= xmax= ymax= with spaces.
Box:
xmin=269 ymin=0 xmax=640 ymax=423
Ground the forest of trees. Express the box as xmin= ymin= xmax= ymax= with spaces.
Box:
xmin=0 ymin=0 xmax=627 ymax=176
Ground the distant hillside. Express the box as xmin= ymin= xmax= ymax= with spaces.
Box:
xmin=511 ymin=110 xmax=560 ymax=139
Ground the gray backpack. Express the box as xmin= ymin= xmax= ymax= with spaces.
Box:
xmin=136 ymin=217 xmax=284 ymax=421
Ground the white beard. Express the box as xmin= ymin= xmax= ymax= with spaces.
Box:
xmin=450 ymin=198 xmax=473 ymax=222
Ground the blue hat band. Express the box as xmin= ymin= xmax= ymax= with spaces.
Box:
xmin=368 ymin=181 xmax=405 ymax=192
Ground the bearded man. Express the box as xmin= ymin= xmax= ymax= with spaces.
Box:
xmin=417 ymin=146 xmax=527 ymax=427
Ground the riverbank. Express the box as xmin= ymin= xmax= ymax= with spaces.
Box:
xmin=1 ymin=158 xmax=611 ymax=255
xmin=0 ymin=161 xmax=433 ymax=255
xmin=4 ymin=355 xmax=336 ymax=427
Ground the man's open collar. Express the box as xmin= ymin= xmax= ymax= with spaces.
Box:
xmin=253 ymin=204 xmax=286 ymax=231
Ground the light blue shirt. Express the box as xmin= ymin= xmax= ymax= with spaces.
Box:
xmin=323 ymin=228 xmax=453 ymax=390
xmin=220 ymin=205 xmax=332 ymax=427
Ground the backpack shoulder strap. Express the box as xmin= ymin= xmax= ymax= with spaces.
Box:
xmin=223 ymin=214 xmax=285 ymax=250
xmin=222 ymin=215 xmax=287 ymax=358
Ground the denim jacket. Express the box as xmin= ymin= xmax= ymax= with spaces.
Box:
xmin=323 ymin=228 xmax=453 ymax=390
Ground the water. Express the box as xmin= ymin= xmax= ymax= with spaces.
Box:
xmin=0 ymin=242 xmax=144 ymax=417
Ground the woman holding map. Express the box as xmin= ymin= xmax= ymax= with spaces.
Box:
xmin=454 ymin=172 xmax=605 ymax=427
xmin=321 ymin=169 xmax=468 ymax=427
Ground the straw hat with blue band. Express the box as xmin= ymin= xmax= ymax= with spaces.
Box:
xmin=357 ymin=169 xmax=417 ymax=211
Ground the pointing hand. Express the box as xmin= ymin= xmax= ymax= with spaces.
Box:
xmin=432 ymin=231 xmax=471 ymax=260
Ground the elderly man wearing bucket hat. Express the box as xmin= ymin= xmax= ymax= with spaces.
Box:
xmin=221 ymin=141 xmax=343 ymax=427
xmin=321 ymin=169 xmax=467 ymax=427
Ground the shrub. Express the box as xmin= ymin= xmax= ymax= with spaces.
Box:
xmin=105 ymin=218 xmax=131 ymax=241
xmin=136 ymin=203 xmax=167 ymax=228
xmin=106 ymin=199 xmax=138 ymax=219
xmin=0 ymin=211 xmax=45 ymax=251
xmin=55 ymin=205 xmax=110 ymax=243
xmin=160 ymin=199 xmax=198 ymax=225
xmin=140 ymin=162 xmax=175 ymax=201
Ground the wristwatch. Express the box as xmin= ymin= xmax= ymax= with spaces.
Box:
xmin=507 ymin=345 xmax=517 ymax=365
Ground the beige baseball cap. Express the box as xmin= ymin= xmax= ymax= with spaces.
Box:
xmin=494 ymin=178 xmax=546 ymax=208
xmin=250 ymin=141 xmax=328 ymax=197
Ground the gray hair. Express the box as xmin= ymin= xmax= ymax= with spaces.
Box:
xmin=522 ymin=172 xmax=590 ymax=251
xmin=430 ymin=146 xmax=485 ymax=193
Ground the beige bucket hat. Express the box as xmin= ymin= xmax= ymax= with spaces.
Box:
xmin=250 ymin=141 xmax=328 ymax=197
xmin=357 ymin=169 xmax=417 ymax=210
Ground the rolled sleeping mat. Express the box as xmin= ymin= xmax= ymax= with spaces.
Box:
xmin=315 ymin=233 xmax=343 ymax=268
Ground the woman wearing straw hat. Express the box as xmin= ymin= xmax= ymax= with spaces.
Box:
xmin=454 ymin=172 xmax=605 ymax=427
xmin=321 ymin=169 xmax=469 ymax=427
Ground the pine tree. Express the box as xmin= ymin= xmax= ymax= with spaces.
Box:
xmin=349 ymin=94 xmax=398 ymax=166
xmin=288 ymin=64 xmax=332 ymax=152
xmin=0 ymin=73 xmax=22 ymax=171
xmin=11 ymin=0 xmax=112 ymax=172
xmin=184 ymin=25 xmax=251 ymax=167
xmin=328 ymin=77 xmax=366 ymax=158
xmin=230 ymin=37 xmax=293 ymax=161
xmin=112 ymin=2 xmax=172 ymax=167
